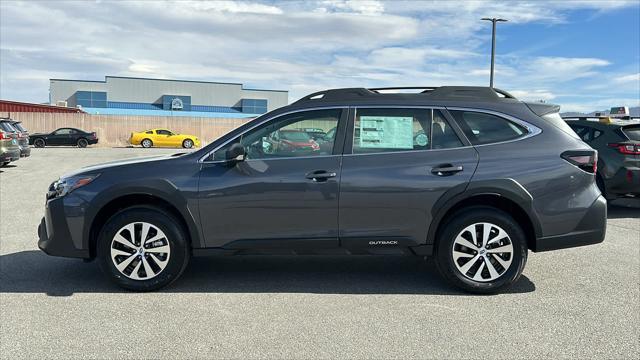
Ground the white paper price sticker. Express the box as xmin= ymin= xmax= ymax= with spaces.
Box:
xmin=359 ymin=116 xmax=414 ymax=149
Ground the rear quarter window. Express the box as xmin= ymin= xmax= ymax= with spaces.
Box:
xmin=622 ymin=125 xmax=640 ymax=141
xmin=449 ymin=110 xmax=527 ymax=145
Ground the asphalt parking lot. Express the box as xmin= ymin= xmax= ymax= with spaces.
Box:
xmin=1 ymin=147 xmax=638 ymax=359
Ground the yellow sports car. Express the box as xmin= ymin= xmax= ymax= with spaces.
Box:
xmin=129 ymin=129 xmax=201 ymax=149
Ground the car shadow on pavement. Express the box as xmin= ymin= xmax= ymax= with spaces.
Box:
xmin=607 ymin=203 xmax=640 ymax=219
xmin=0 ymin=251 xmax=536 ymax=296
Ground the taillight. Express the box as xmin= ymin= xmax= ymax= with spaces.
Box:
xmin=0 ymin=131 xmax=10 ymax=140
xmin=608 ymin=143 xmax=640 ymax=155
xmin=561 ymin=150 xmax=598 ymax=174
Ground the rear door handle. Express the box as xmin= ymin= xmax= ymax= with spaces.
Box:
xmin=431 ymin=164 xmax=463 ymax=176
xmin=305 ymin=170 xmax=337 ymax=182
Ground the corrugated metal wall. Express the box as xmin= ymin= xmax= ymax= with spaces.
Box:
xmin=0 ymin=112 xmax=251 ymax=147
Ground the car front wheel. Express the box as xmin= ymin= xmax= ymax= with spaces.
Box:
xmin=435 ymin=206 xmax=528 ymax=294
xmin=97 ymin=206 xmax=190 ymax=291
xmin=182 ymin=139 xmax=194 ymax=149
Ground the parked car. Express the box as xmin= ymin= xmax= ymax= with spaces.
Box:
xmin=29 ymin=127 xmax=98 ymax=148
xmin=129 ymin=129 xmax=200 ymax=149
xmin=300 ymin=127 xmax=328 ymax=141
xmin=0 ymin=119 xmax=30 ymax=158
xmin=0 ymin=123 xmax=20 ymax=167
xmin=38 ymin=86 xmax=606 ymax=293
xmin=262 ymin=129 xmax=320 ymax=155
xmin=564 ymin=117 xmax=639 ymax=199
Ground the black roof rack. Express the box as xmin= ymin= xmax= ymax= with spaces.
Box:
xmin=292 ymin=86 xmax=517 ymax=105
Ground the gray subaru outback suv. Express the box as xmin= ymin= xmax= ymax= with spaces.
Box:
xmin=38 ymin=86 xmax=606 ymax=293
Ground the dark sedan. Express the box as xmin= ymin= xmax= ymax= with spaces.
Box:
xmin=29 ymin=127 xmax=98 ymax=148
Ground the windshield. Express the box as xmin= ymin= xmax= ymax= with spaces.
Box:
xmin=280 ymin=131 xmax=310 ymax=141
xmin=542 ymin=113 xmax=580 ymax=139
xmin=0 ymin=122 xmax=16 ymax=132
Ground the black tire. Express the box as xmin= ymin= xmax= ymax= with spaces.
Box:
xmin=1 ymin=162 xmax=8 ymax=167
xmin=182 ymin=139 xmax=194 ymax=149
xmin=97 ymin=206 xmax=190 ymax=291
xmin=33 ymin=138 xmax=45 ymax=148
xmin=77 ymin=138 xmax=88 ymax=148
xmin=141 ymin=138 xmax=153 ymax=148
xmin=435 ymin=206 xmax=528 ymax=294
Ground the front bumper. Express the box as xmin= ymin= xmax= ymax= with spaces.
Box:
xmin=38 ymin=196 xmax=90 ymax=259
xmin=533 ymin=195 xmax=607 ymax=252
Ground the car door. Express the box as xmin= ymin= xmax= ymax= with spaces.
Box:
xmin=197 ymin=108 xmax=347 ymax=249
xmin=338 ymin=107 xmax=479 ymax=248
xmin=157 ymin=129 xmax=176 ymax=147
xmin=48 ymin=128 xmax=71 ymax=145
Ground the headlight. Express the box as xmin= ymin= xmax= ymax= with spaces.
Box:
xmin=53 ymin=174 xmax=100 ymax=197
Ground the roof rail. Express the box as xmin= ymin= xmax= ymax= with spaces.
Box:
xmin=292 ymin=86 xmax=518 ymax=105
xmin=369 ymin=87 xmax=439 ymax=93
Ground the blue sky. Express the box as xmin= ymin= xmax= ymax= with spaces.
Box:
xmin=1 ymin=0 xmax=638 ymax=113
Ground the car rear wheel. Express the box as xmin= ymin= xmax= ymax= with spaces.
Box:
xmin=141 ymin=139 xmax=153 ymax=148
xmin=77 ymin=138 xmax=88 ymax=148
xmin=97 ymin=206 xmax=190 ymax=291
xmin=34 ymin=138 xmax=45 ymax=148
xmin=1 ymin=162 xmax=8 ymax=167
xmin=435 ymin=206 xmax=528 ymax=294
xmin=182 ymin=139 xmax=194 ymax=149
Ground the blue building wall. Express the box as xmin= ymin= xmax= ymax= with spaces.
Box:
xmin=72 ymin=90 xmax=268 ymax=117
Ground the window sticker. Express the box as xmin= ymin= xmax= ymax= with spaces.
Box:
xmin=359 ymin=116 xmax=414 ymax=149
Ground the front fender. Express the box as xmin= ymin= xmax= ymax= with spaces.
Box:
xmin=81 ymin=178 xmax=202 ymax=251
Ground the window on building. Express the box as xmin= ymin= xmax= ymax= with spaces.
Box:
xmin=241 ymin=99 xmax=268 ymax=114
xmin=75 ymin=91 xmax=107 ymax=108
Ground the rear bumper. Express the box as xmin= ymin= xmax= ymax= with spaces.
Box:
xmin=88 ymin=138 xmax=99 ymax=145
xmin=1 ymin=148 xmax=20 ymax=162
xmin=19 ymin=145 xmax=31 ymax=157
xmin=38 ymin=197 xmax=90 ymax=259
xmin=533 ymin=195 xmax=607 ymax=252
xmin=607 ymin=167 xmax=639 ymax=197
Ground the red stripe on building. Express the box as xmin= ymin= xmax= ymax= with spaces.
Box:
xmin=0 ymin=100 xmax=85 ymax=113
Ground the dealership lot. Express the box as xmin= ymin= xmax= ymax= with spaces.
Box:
xmin=1 ymin=148 xmax=638 ymax=359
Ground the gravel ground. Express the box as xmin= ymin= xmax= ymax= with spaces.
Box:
xmin=1 ymin=147 xmax=639 ymax=359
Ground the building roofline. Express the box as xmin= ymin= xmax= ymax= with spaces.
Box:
xmin=49 ymin=75 xmax=288 ymax=93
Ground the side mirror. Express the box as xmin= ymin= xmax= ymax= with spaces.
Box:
xmin=226 ymin=143 xmax=246 ymax=162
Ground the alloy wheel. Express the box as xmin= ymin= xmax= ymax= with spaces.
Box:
xmin=110 ymin=222 xmax=171 ymax=280
xmin=183 ymin=139 xmax=193 ymax=148
xmin=451 ymin=222 xmax=513 ymax=282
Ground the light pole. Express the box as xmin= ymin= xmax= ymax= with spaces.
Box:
xmin=481 ymin=17 xmax=508 ymax=88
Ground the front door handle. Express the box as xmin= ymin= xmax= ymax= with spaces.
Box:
xmin=305 ymin=170 xmax=337 ymax=182
xmin=431 ymin=164 xmax=463 ymax=176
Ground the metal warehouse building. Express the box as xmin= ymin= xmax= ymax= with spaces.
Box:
xmin=49 ymin=76 xmax=288 ymax=118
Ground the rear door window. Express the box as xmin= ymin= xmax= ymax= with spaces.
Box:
xmin=351 ymin=108 xmax=462 ymax=154
xmin=449 ymin=110 xmax=528 ymax=145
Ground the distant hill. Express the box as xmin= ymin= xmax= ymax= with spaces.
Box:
xmin=561 ymin=106 xmax=639 ymax=117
